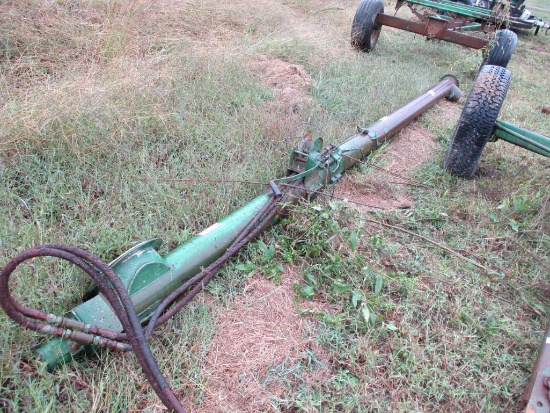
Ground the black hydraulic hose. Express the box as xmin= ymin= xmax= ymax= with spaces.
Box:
xmin=0 ymin=189 xmax=281 ymax=412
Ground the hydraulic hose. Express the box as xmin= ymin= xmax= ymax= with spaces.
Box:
xmin=0 ymin=191 xmax=280 ymax=412
xmin=0 ymin=244 xmax=184 ymax=411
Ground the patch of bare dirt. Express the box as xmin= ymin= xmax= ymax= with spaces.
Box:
xmin=427 ymin=100 xmax=462 ymax=129
xmin=196 ymin=267 xmax=332 ymax=413
xmin=385 ymin=121 xmax=439 ymax=177
xmin=250 ymin=55 xmax=314 ymax=114
xmin=334 ymin=121 xmax=439 ymax=211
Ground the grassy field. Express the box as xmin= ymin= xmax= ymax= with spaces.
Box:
xmin=1 ymin=0 xmax=549 ymax=412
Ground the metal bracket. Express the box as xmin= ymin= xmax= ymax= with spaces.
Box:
xmin=356 ymin=127 xmax=381 ymax=146
xmin=331 ymin=173 xmax=342 ymax=183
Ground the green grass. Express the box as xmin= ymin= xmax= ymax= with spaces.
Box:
xmin=1 ymin=0 xmax=549 ymax=411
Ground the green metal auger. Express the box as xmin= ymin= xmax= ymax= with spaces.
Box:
xmin=30 ymin=75 xmax=464 ymax=371
xmin=1 ymin=75 xmax=463 ymax=412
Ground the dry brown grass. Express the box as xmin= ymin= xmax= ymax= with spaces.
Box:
xmin=2 ymin=0 xmax=549 ymax=411
xmin=0 ymin=0 xmax=355 ymax=156
xmin=0 ymin=0 xmax=353 ymax=87
xmin=198 ymin=269 xmax=322 ymax=412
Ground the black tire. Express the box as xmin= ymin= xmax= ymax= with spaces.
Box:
xmin=473 ymin=0 xmax=492 ymax=9
xmin=449 ymin=0 xmax=473 ymax=5
xmin=351 ymin=0 xmax=384 ymax=52
xmin=482 ymin=29 xmax=517 ymax=68
xmin=444 ymin=65 xmax=511 ymax=178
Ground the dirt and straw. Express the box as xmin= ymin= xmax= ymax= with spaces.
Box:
xmin=1 ymin=0 xmax=549 ymax=412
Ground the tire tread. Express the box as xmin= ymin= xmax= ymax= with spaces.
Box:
xmin=351 ymin=0 xmax=384 ymax=52
xmin=483 ymin=29 xmax=518 ymax=68
xmin=444 ymin=65 xmax=511 ymax=178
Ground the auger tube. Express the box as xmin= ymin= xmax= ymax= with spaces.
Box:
xmin=30 ymin=75 xmax=462 ymax=372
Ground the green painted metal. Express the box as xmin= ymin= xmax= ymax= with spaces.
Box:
xmin=494 ymin=120 xmax=550 ymax=157
xmin=455 ymin=22 xmax=483 ymax=31
xmin=36 ymin=76 xmax=462 ymax=371
xmin=402 ymin=0 xmax=493 ymax=19
xmin=396 ymin=0 xmax=550 ymax=33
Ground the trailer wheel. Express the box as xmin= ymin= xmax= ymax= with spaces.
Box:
xmin=482 ymin=29 xmax=517 ymax=68
xmin=444 ymin=65 xmax=511 ymax=178
xmin=351 ymin=0 xmax=384 ymax=52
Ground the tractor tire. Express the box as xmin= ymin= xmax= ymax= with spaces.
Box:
xmin=444 ymin=65 xmax=511 ymax=178
xmin=351 ymin=0 xmax=384 ymax=52
xmin=482 ymin=29 xmax=517 ymax=68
